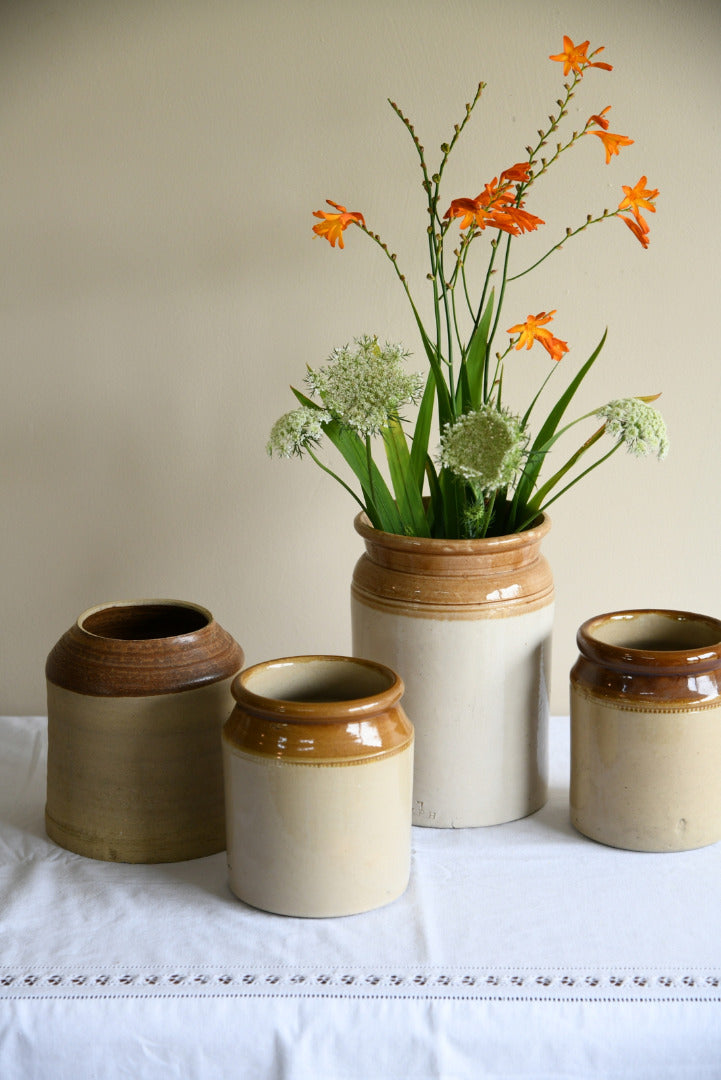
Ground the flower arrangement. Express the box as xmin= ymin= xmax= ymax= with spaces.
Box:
xmin=268 ymin=35 xmax=667 ymax=539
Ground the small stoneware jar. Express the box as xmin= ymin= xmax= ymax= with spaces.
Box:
xmin=570 ymin=609 xmax=721 ymax=852
xmin=222 ymin=655 xmax=414 ymax=917
xmin=45 ymin=599 xmax=244 ymax=863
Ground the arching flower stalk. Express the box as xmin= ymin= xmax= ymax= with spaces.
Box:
xmin=270 ymin=35 xmax=665 ymax=538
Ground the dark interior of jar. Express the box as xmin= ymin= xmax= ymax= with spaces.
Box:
xmin=81 ymin=603 xmax=209 ymax=640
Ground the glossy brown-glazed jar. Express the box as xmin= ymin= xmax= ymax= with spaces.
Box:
xmin=570 ymin=609 xmax=721 ymax=852
xmin=46 ymin=599 xmax=244 ymax=863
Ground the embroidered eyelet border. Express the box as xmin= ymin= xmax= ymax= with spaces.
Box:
xmin=1 ymin=966 xmax=719 ymax=1002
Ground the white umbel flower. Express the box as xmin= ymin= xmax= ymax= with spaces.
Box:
xmin=267 ymin=406 xmax=327 ymax=458
xmin=595 ymin=398 xmax=669 ymax=460
xmin=439 ymin=406 xmax=526 ymax=490
xmin=305 ymin=335 xmax=423 ymax=438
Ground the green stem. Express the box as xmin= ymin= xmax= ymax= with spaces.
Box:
xmin=516 ymin=441 xmax=620 ymax=531
xmin=365 ymin=435 xmax=376 ymax=508
xmin=484 ymin=232 xmax=513 ymax=400
xmin=507 ymin=209 xmax=620 ymax=283
xmin=307 ymin=448 xmax=367 ymax=513
xmin=480 ymin=489 xmax=496 ymax=538
xmin=433 ymin=82 xmax=485 ymax=193
xmin=521 ymin=361 xmax=557 ymax=427
xmin=528 ymin=424 xmax=606 ymax=510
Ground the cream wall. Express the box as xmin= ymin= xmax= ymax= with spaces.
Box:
xmin=2 ymin=0 xmax=720 ymax=716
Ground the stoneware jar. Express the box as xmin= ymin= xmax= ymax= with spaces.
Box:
xmin=351 ymin=512 xmax=553 ymax=828
xmin=570 ymin=609 xmax=721 ymax=852
xmin=45 ymin=599 xmax=244 ymax=863
xmin=222 ymin=655 xmax=414 ymax=917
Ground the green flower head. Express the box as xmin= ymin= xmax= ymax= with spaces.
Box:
xmin=305 ymin=334 xmax=423 ymax=438
xmin=439 ymin=406 xmax=526 ymax=490
xmin=595 ymin=398 xmax=669 ymax=460
xmin=267 ymin=405 xmax=327 ymax=458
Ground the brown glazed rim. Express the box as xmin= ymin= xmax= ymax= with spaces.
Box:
xmin=576 ymin=609 xmax=721 ymax=676
xmin=353 ymin=510 xmax=550 ymax=556
xmin=231 ymin=655 xmax=405 ymax=723
xmin=46 ymin=598 xmax=244 ymax=696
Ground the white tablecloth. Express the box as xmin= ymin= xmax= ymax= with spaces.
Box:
xmin=1 ymin=714 xmax=719 ymax=1079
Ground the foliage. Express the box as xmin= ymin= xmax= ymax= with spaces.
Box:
xmin=269 ymin=36 xmax=666 ymax=538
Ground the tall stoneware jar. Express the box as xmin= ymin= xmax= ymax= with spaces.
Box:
xmin=45 ymin=599 xmax=244 ymax=862
xmin=571 ymin=609 xmax=721 ymax=852
xmin=351 ymin=513 xmax=553 ymax=828
xmin=222 ymin=655 xmax=414 ymax=917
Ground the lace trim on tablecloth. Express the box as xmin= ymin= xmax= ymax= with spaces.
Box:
xmin=1 ymin=965 xmax=719 ymax=1002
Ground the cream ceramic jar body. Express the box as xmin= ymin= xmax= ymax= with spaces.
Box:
xmin=222 ymin=656 xmax=414 ymax=918
xmin=351 ymin=514 xmax=553 ymax=828
xmin=570 ymin=609 xmax=721 ymax=852
xmin=45 ymin=599 xmax=244 ymax=863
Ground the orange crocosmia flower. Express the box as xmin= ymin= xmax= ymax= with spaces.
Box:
xmin=504 ymin=207 xmax=545 ymax=234
xmin=500 ymin=162 xmax=532 ymax=184
xmin=591 ymin=130 xmax=634 ymax=164
xmin=487 ymin=210 xmax=524 ymax=236
xmin=444 ymin=166 xmax=543 ymax=236
xmin=507 ymin=311 xmax=569 ymax=362
xmin=589 ymin=106 xmax=612 ymax=130
xmin=445 ymin=197 xmax=543 ymax=237
xmin=618 ymin=176 xmax=659 ymax=228
xmin=445 ymin=193 xmax=507 ymax=231
xmin=620 ymin=213 xmax=651 ymax=250
xmin=444 ymin=197 xmax=488 ymax=230
xmin=312 ymin=200 xmax=365 ymax=249
xmin=549 ymin=36 xmax=613 ymax=77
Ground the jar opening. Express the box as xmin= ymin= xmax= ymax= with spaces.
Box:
xmin=244 ymin=657 xmax=395 ymax=704
xmin=80 ymin=602 xmax=210 ymax=641
xmin=590 ymin=612 xmax=721 ymax=653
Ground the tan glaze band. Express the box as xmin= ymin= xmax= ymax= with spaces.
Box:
xmin=223 ymin=714 xmax=413 ymax=764
xmin=46 ymin=599 xmax=244 ymax=697
xmin=571 ymin=679 xmax=721 ymax=713
xmin=350 ymin=580 xmax=554 ymax=619
xmin=225 ymin=655 xmax=413 ymax=763
xmin=353 ymin=511 xmax=551 ymax=572
xmin=352 ymin=512 xmax=553 ymax=618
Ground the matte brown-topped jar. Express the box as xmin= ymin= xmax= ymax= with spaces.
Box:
xmin=46 ymin=599 xmax=243 ymax=863
xmin=570 ymin=609 xmax=721 ymax=852
xmin=222 ymin=655 xmax=414 ymax=917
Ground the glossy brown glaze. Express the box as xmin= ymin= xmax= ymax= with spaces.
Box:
xmin=46 ymin=599 xmax=244 ymax=697
xmin=571 ymin=609 xmax=721 ymax=708
xmin=352 ymin=512 xmax=553 ymax=617
xmin=570 ymin=609 xmax=721 ymax=851
xmin=225 ymin=656 xmax=413 ymax=763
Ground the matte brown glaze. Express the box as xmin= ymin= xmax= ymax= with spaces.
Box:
xmin=45 ymin=599 xmax=244 ymax=862
xmin=571 ymin=609 xmax=721 ymax=708
xmin=225 ymin=656 xmax=413 ymax=763
xmin=352 ymin=512 xmax=553 ymax=617
xmin=46 ymin=599 xmax=243 ymax=696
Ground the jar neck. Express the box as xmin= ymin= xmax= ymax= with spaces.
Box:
xmin=46 ymin=601 xmax=243 ymax=696
xmin=577 ymin=610 xmax=721 ymax=676
xmin=354 ymin=512 xmax=550 ymax=578
xmin=231 ymin=655 xmax=404 ymax=723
